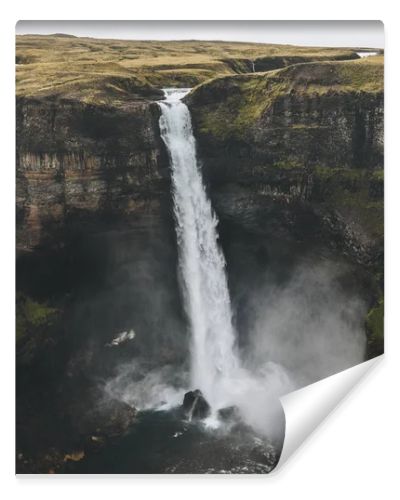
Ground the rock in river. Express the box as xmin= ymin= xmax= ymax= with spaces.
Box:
xmin=182 ymin=389 xmax=211 ymax=420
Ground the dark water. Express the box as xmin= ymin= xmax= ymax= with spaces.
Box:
xmin=70 ymin=408 xmax=281 ymax=474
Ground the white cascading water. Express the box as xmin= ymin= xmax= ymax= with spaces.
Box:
xmin=159 ymin=88 xmax=239 ymax=408
xmin=159 ymin=89 xmax=292 ymax=430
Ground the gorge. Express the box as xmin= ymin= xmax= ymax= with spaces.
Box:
xmin=16 ymin=36 xmax=384 ymax=473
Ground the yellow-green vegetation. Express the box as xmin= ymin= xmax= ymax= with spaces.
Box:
xmin=372 ymin=169 xmax=384 ymax=181
xmin=276 ymin=55 xmax=383 ymax=94
xmin=16 ymin=34 xmax=362 ymax=105
xmin=189 ymin=74 xmax=280 ymax=140
xmin=273 ymin=160 xmax=304 ymax=170
xmin=366 ymin=297 xmax=384 ymax=355
xmin=189 ymin=56 xmax=383 ymax=140
xmin=16 ymin=293 xmax=59 ymax=343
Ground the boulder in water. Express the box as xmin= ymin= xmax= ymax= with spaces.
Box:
xmin=182 ymin=389 xmax=211 ymax=420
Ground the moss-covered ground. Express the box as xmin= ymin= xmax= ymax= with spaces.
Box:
xmin=16 ymin=34 xmax=368 ymax=104
xmin=366 ymin=297 xmax=384 ymax=357
xmin=16 ymin=293 xmax=61 ymax=364
xmin=189 ymin=56 xmax=383 ymax=140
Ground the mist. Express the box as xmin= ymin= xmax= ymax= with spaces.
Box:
xmin=101 ymin=256 xmax=366 ymax=439
xmin=242 ymin=259 xmax=367 ymax=389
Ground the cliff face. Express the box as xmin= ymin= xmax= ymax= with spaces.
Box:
xmin=16 ymin=58 xmax=384 ymax=362
xmin=186 ymin=58 xmax=384 ymax=357
xmin=16 ymin=98 xmax=168 ymax=252
xmin=16 ymin=97 xmax=187 ymax=469
xmin=187 ymin=59 xmax=384 ymax=268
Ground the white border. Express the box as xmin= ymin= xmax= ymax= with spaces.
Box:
xmin=3 ymin=2 xmax=399 ymax=499
xmin=277 ymin=355 xmax=383 ymax=470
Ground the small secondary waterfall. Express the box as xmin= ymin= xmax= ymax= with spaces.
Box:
xmin=159 ymin=89 xmax=239 ymax=408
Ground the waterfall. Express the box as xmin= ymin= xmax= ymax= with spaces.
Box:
xmin=158 ymin=89 xmax=293 ymax=434
xmin=158 ymin=88 xmax=239 ymax=408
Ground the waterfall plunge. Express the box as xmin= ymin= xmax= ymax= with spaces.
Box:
xmin=159 ymin=88 xmax=239 ymax=408
xmin=159 ymin=89 xmax=292 ymax=430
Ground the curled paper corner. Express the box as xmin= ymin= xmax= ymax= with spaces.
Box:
xmin=275 ymin=355 xmax=384 ymax=471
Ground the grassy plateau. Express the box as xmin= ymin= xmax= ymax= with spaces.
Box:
xmin=15 ymin=34 xmax=374 ymax=105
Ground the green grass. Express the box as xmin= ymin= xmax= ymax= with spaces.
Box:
xmin=16 ymin=294 xmax=59 ymax=343
xmin=366 ymin=297 xmax=384 ymax=356
xmin=188 ymin=56 xmax=384 ymax=140
xmin=16 ymin=34 xmax=367 ymax=104
xmin=279 ymin=55 xmax=384 ymax=94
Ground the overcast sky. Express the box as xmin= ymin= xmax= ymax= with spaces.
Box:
xmin=16 ymin=21 xmax=384 ymax=48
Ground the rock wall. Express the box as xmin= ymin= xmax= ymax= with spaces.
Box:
xmin=16 ymin=98 xmax=169 ymax=252
xmin=15 ymin=60 xmax=384 ymax=362
xmin=186 ymin=64 xmax=384 ymax=268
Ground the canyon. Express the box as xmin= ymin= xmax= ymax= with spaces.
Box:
xmin=15 ymin=37 xmax=384 ymax=473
